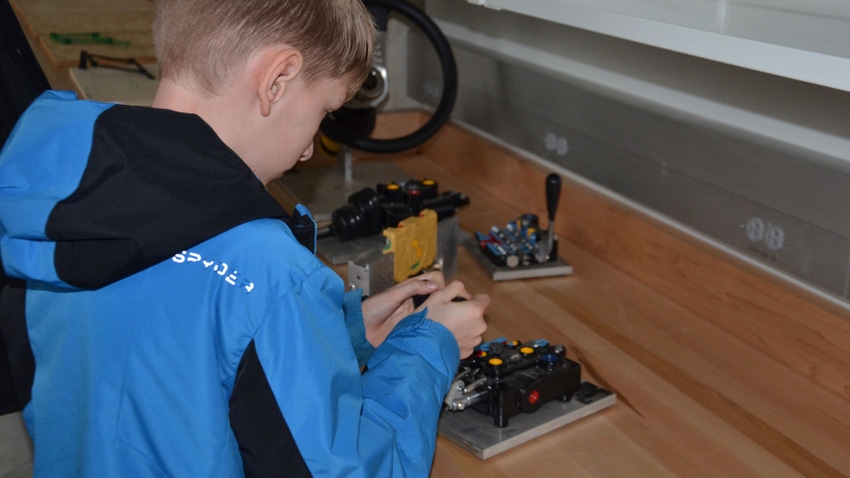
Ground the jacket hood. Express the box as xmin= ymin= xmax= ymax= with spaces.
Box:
xmin=0 ymin=90 xmax=299 ymax=289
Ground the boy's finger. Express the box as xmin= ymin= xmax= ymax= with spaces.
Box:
xmin=409 ymin=271 xmax=446 ymax=287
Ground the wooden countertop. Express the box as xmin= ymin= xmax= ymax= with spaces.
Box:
xmin=10 ymin=0 xmax=156 ymax=97
xmin=12 ymin=1 xmax=850 ymax=474
xmin=271 ymin=115 xmax=850 ymax=477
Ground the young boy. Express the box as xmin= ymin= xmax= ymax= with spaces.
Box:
xmin=0 ymin=0 xmax=489 ymax=476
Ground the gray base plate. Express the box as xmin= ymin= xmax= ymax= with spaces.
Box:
xmin=464 ymin=237 xmax=574 ymax=281
xmin=317 ymin=235 xmax=386 ymax=265
xmin=438 ymin=381 xmax=616 ymax=460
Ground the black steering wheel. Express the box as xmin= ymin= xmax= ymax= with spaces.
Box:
xmin=319 ymin=0 xmax=458 ymax=154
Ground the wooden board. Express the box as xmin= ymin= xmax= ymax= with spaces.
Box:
xmin=11 ymin=0 xmax=155 ymax=68
xmin=300 ymin=114 xmax=850 ymax=477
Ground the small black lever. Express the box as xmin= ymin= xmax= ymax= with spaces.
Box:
xmin=545 ymin=173 xmax=561 ymax=256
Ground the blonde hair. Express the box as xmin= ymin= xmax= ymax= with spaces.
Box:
xmin=152 ymin=0 xmax=374 ymax=96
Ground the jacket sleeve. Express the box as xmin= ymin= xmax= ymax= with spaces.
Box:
xmin=253 ymin=266 xmax=459 ymax=477
xmin=341 ymin=289 xmax=375 ymax=368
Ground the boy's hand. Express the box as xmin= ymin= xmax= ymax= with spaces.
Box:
xmin=415 ymin=281 xmax=489 ymax=358
xmin=361 ymin=271 xmax=446 ymax=347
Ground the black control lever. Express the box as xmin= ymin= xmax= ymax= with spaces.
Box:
xmin=412 ymin=294 xmax=466 ymax=309
xmin=545 ymin=173 xmax=561 ymax=257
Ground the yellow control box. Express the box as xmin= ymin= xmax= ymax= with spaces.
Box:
xmin=383 ymin=209 xmax=438 ymax=283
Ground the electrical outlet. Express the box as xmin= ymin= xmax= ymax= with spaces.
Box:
xmin=744 ymin=217 xmax=765 ymax=242
xmin=764 ymin=222 xmax=785 ymax=251
xmin=744 ymin=216 xmax=785 ymax=253
xmin=543 ymin=132 xmax=569 ymax=157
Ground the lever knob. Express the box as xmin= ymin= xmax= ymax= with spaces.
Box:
xmin=546 ymin=173 xmax=561 ymax=222
xmin=544 ymin=174 xmax=561 ymax=258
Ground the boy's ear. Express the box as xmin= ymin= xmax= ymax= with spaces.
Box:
xmin=258 ymin=48 xmax=303 ymax=116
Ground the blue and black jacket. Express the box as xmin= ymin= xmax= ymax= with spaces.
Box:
xmin=0 ymin=91 xmax=459 ymax=477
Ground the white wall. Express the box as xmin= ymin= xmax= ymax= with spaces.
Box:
xmin=419 ymin=0 xmax=850 ymax=301
xmin=426 ymin=0 xmax=850 ymax=173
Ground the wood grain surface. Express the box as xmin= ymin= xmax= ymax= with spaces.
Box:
xmin=273 ymin=113 xmax=850 ymax=477
xmin=11 ymin=0 xmax=155 ymax=68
